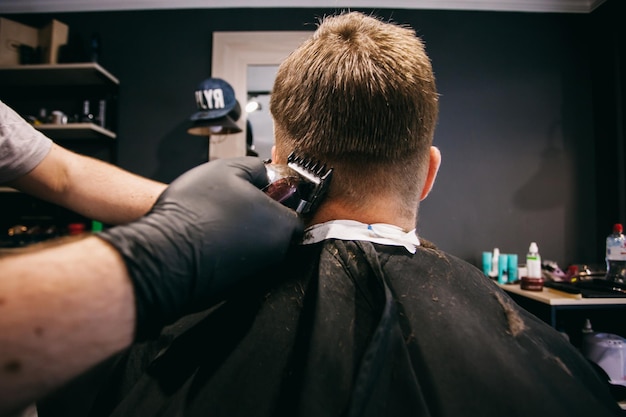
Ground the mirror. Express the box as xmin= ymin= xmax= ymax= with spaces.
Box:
xmin=246 ymin=65 xmax=277 ymax=160
xmin=210 ymin=31 xmax=312 ymax=160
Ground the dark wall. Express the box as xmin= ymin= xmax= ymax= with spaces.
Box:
xmin=4 ymin=5 xmax=615 ymax=268
xmin=591 ymin=0 xmax=626 ymax=260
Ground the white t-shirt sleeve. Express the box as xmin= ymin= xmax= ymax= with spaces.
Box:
xmin=0 ymin=100 xmax=53 ymax=183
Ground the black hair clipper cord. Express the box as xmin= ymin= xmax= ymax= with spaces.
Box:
xmin=264 ymin=152 xmax=333 ymax=215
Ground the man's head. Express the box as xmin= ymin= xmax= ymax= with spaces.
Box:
xmin=270 ymin=12 xmax=440 ymax=228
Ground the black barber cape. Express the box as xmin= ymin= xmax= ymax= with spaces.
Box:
xmin=39 ymin=240 xmax=623 ymax=417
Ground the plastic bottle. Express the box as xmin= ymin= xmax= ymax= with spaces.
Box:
xmin=507 ymin=254 xmax=519 ymax=283
xmin=90 ymin=33 xmax=101 ymax=62
xmin=605 ymin=223 xmax=626 ymax=283
xmin=80 ymin=99 xmax=95 ymax=123
xmin=521 ymin=242 xmax=543 ymax=291
xmin=91 ymin=220 xmax=104 ymax=232
xmin=67 ymin=223 xmax=86 ymax=236
xmin=489 ymin=247 xmax=500 ymax=279
xmin=580 ymin=318 xmax=595 ymax=355
xmin=498 ymin=253 xmax=508 ymax=284
xmin=526 ymin=242 xmax=542 ymax=278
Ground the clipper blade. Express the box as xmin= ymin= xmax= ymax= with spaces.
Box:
xmin=264 ymin=152 xmax=333 ymax=215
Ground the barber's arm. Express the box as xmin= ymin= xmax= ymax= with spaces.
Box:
xmin=7 ymin=143 xmax=167 ymax=225
xmin=0 ymin=236 xmax=134 ymax=417
xmin=0 ymin=157 xmax=302 ymax=417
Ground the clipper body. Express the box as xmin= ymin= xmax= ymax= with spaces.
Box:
xmin=264 ymin=153 xmax=333 ymax=215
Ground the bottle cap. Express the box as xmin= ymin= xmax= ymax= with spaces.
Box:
xmin=68 ymin=223 xmax=86 ymax=235
xmin=613 ymin=224 xmax=623 ymax=234
xmin=91 ymin=220 xmax=103 ymax=232
xmin=529 ymin=242 xmax=538 ymax=253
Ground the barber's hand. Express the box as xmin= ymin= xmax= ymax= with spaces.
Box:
xmin=98 ymin=157 xmax=303 ymax=340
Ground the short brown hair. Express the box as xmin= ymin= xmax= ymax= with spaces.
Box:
xmin=270 ymin=12 xmax=439 ymax=215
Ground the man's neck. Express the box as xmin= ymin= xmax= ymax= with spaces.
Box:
xmin=307 ymin=199 xmax=417 ymax=232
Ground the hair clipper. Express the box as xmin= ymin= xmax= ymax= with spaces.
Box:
xmin=264 ymin=152 xmax=333 ymax=215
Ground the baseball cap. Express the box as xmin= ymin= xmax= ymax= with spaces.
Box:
xmin=190 ymin=78 xmax=238 ymax=121
xmin=188 ymin=78 xmax=242 ymax=135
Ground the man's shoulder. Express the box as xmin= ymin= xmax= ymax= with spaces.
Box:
xmin=301 ymin=238 xmax=484 ymax=286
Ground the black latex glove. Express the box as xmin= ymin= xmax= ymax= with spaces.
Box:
xmin=98 ymin=157 xmax=303 ymax=340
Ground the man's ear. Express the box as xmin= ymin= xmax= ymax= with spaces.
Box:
xmin=420 ymin=146 xmax=441 ymax=201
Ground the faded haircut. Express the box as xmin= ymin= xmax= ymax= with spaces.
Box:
xmin=270 ymin=12 xmax=439 ymax=215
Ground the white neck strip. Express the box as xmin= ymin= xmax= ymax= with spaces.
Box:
xmin=301 ymin=220 xmax=420 ymax=254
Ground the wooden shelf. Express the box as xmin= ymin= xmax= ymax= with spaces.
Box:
xmin=0 ymin=62 xmax=119 ymax=243
xmin=0 ymin=63 xmax=119 ymax=87
xmin=35 ymin=123 xmax=116 ymax=140
xmin=500 ymin=283 xmax=626 ymax=306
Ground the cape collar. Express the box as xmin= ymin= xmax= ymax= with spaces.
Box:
xmin=301 ymin=220 xmax=420 ymax=254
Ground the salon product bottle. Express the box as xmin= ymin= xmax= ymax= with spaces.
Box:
xmin=497 ymin=253 xmax=508 ymax=284
xmin=507 ymin=254 xmax=519 ymax=283
xmin=526 ymin=242 xmax=542 ymax=278
xmin=91 ymin=220 xmax=104 ymax=232
xmin=90 ymin=33 xmax=101 ymax=62
xmin=67 ymin=223 xmax=86 ymax=235
xmin=96 ymin=99 xmax=106 ymax=127
xmin=580 ymin=318 xmax=595 ymax=356
xmin=521 ymin=242 xmax=543 ymax=291
xmin=80 ymin=99 xmax=95 ymax=123
xmin=489 ymin=247 xmax=500 ymax=279
xmin=605 ymin=223 xmax=626 ymax=283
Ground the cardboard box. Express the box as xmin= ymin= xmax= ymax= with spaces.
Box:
xmin=0 ymin=17 xmax=39 ymax=66
xmin=39 ymin=19 xmax=68 ymax=64
xmin=0 ymin=17 xmax=69 ymax=66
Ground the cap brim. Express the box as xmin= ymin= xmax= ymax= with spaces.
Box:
xmin=190 ymin=108 xmax=230 ymax=121
xmin=187 ymin=114 xmax=242 ymax=136
xmin=190 ymin=100 xmax=241 ymax=122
